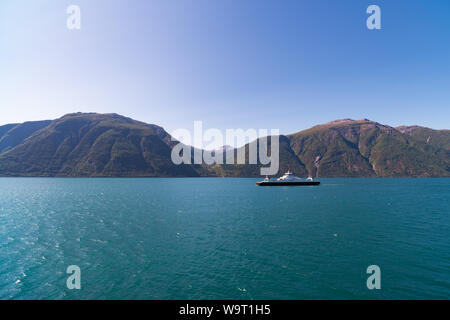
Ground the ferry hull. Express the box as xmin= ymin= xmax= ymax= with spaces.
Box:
xmin=256 ymin=181 xmax=320 ymax=186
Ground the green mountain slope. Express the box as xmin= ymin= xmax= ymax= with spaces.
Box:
xmin=0 ymin=120 xmax=51 ymax=154
xmin=287 ymin=119 xmax=450 ymax=177
xmin=397 ymin=126 xmax=450 ymax=150
xmin=0 ymin=113 xmax=197 ymax=177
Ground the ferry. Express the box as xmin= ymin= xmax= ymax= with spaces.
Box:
xmin=256 ymin=171 xmax=320 ymax=186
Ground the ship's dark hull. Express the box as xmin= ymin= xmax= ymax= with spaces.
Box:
xmin=256 ymin=181 xmax=320 ymax=186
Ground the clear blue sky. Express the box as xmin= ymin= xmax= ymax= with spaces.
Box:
xmin=1 ymin=0 xmax=449 ymax=140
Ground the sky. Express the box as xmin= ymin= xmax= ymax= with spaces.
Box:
xmin=1 ymin=0 xmax=449 ymax=148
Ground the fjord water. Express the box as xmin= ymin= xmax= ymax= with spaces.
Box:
xmin=0 ymin=178 xmax=449 ymax=300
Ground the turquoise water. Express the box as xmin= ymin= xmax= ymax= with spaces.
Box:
xmin=0 ymin=178 xmax=449 ymax=300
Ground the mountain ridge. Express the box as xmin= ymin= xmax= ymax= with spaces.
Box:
xmin=0 ymin=113 xmax=449 ymax=177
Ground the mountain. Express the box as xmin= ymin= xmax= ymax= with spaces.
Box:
xmin=208 ymin=135 xmax=309 ymax=177
xmin=0 ymin=114 xmax=449 ymax=177
xmin=209 ymin=119 xmax=450 ymax=177
xmin=0 ymin=113 xmax=197 ymax=177
xmin=286 ymin=119 xmax=450 ymax=177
